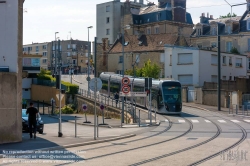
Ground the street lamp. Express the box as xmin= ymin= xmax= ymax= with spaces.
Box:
xmin=54 ymin=32 xmax=59 ymax=74
xmin=87 ymin=26 xmax=93 ymax=95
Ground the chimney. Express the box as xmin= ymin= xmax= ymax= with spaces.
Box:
xmin=139 ymin=0 xmax=143 ymax=4
xmin=134 ymin=0 xmax=137 ymax=3
xmin=247 ymin=0 xmax=250 ymax=11
xmin=172 ymin=0 xmax=186 ymax=23
xmin=207 ymin=12 xmax=209 ymax=18
xmin=202 ymin=13 xmax=205 ymax=17
xmin=210 ymin=15 xmax=213 ymax=19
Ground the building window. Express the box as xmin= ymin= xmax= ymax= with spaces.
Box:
xmin=155 ymin=27 xmax=159 ymax=34
xmin=211 ymin=54 xmax=217 ymax=65
xmin=229 ymin=57 xmax=232 ymax=66
xmin=226 ymin=25 xmax=231 ymax=34
xmin=72 ymin=59 xmax=76 ymax=64
xmin=42 ymin=59 xmax=47 ymax=64
xmin=36 ymin=46 xmax=39 ymax=52
xmin=248 ymin=39 xmax=250 ymax=51
xmin=247 ymin=19 xmax=250 ymax=30
xmin=222 ymin=56 xmax=226 ymax=64
xmin=147 ymin=28 xmax=151 ymax=34
xmin=135 ymin=54 xmax=140 ymax=63
xmin=197 ymin=28 xmax=201 ymax=36
xmin=160 ymin=53 xmax=165 ymax=63
xmin=226 ymin=41 xmax=232 ymax=52
xmin=223 ymin=76 xmax=227 ymax=80
xmin=106 ymin=5 xmax=110 ymax=12
xmin=43 ymin=52 xmax=47 ymax=57
xmin=235 ymin=58 xmax=242 ymax=67
xmin=211 ymin=75 xmax=218 ymax=83
xmin=106 ymin=29 xmax=110 ymax=35
xmin=43 ymin=45 xmax=47 ymax=49
xmin=178 ymin=53 xmax=193 ymax=64
xmin=178 ymin=75 xmax=193 ymax=85
xmin=212 ymin=27 xmax=217 ymax=35
xmin=67 ymin=52 xmax=71 ymax=57
xmin=106 ymin=17 xmax=110 ymax=23
xmin=119 ymin=56 xmax=123 ymax=63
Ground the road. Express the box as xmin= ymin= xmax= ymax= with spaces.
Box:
xmin=2 ymin=75 xmax=248 ymax=165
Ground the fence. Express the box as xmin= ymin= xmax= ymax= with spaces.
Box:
xmin=229 ymin=104 xmax=250 ymax=116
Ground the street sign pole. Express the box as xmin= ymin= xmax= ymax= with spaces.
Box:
xmin=94 ymin=78 xmax=97 ymax=140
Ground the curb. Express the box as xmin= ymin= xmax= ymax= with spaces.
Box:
xmin=47 ymin=115 xmax=120 ymax=128
xmin=0 ymin=134 xmax=135 ymax=159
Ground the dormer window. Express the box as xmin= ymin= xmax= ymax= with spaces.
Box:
xmin=226 ymin=25 xmax=231 ymax=34
xmin=197 ymin=28 xmax=202 ymax=36
xmin=147 ymin=27 xmax=151 ymax=34
xmin=211 ymin=27 xmax=217 ymax=35
xmin=247 ymin=19 xmax=250 ymax=30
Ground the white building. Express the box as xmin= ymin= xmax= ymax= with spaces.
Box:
xmin=96 ymin=0 xmax=145 ymax=44
xmin=164 ymin=46 xmax=248 ymax=90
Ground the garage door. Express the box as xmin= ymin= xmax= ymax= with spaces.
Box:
xmin=178 ymin=75 xmax=193 ymax=85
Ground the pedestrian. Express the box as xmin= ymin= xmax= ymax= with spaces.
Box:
xmin=114 ymin=92 xmax=119 ymax=107
xmin=26 ymin=102 xmax=38 ymax=139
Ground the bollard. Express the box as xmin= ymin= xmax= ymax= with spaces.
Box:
xmin=229 ymin=105 xmax=231 ymax=114
xmin=52 ymin=100 xmax=54 ymax=115
xmin=43 ymin=100 xmax=45 ymax=115
xmin=37 ymin=100 xmax=39 ymax=113
xmin=97 ymin=115 xmax=99 ymax=138
xmin=155 ymin=107 xmax=156 ymax=122
xmin=139 ymin=110 xmax=141 ymax=127
xmin=236 ymin=105 xmax=238 ymax=115
xmin=75 ymin=116 xmax=77 ymax=138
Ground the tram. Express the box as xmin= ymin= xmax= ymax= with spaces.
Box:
xmin=99 ymin=72 xmax=182 ymax=114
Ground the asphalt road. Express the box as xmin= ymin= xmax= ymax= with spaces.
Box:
xmin=4 ymin=75 xmax=247 ymax=165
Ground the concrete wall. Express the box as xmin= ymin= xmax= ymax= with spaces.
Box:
xmin=31 ymin=85 xmax=65 ymax=107
xmin=0 ymin=0 xmax=23 ymax=144
xmin=202 ymin=89 xmax=226 ymax=107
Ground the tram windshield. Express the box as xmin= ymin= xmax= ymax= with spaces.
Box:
xmin=162 ymin=83 xmax=181 ymax=103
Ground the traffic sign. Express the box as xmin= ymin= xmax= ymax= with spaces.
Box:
xmin=89 ymin=78 xmax=102 ymax=92
xmin=122 ymin=77 xmax=130 ymax=85
xmin=56 ymin=94 xmax=65 ymax=101
xmin=122 ymin=85 xmax=130 ymax=94
xmin=86 ymin=77 xmax=91 ymax=81
xmin=100 ymin=103 xmax=104 ymax=110
xmin=82 ymin=104 xmax=87 ymax=111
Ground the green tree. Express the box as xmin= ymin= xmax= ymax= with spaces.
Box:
xmin=219 ymin=13 xmax=237 ymax=18
xmin=125 ymin=69 xmax=134 ymax=75
xmin=141 ymin=59 xmax=161 ymax=79
xmin=230 ymin=47 xmax=240 ymax=54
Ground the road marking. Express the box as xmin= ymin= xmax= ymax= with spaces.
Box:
xmin=191 ymin=120 xmax=199 ymax=123
xmin=231 ymin=120 xmax=240 ymax=123
xmin=205 ymin=120 xmax=211 ymax=123
xmin=218 ymin=120 xmax=226 ymax=123
xmin=244 ymin=120 xmax=250 ymax=123
xmin=165 ymin=119 xmax=169 ymax=122
xmin=178 ymin=120 xmax=185 ymax=123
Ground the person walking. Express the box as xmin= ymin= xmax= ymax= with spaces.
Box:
xmin=26 ymin=102 xmax=39 ymax=139
xmin=114 ymin=92 xmax=119 ymax=107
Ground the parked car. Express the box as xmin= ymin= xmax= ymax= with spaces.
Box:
xmin=22 ymin=109 xmax=44 ymax=134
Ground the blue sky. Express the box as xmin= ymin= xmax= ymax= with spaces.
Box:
xmin=23 ymin=0 xmax=247 ymax=44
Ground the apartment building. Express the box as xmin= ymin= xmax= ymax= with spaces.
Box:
xmin=96 ymin=0 xmax=146 ymax=44
xmin=23 ymin=42 xmax=49 ymax=69
xmin=164 ymin=46 xmax=247 ymax=90
xmin=191 ymin=1 xmax=250 ymax=78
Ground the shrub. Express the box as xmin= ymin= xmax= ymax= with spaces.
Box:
xmin=61 ymin=81 xmax=79 ymax=94
xmin=56 ymin=104 xmax=75 ymax=114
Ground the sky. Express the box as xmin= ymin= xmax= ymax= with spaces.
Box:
xmin=23 ymin=0 xmax=247 ymax=45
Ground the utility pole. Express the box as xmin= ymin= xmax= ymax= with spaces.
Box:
xmin=58 ymin=39 xmax=63 ymax=137
xmin=121 ymin=28 xmax=125 ymax=123
xmin=217 ymin=25 xmax=221 ymax=111
xmin=87 ymin=26 xmax=93 ymax=95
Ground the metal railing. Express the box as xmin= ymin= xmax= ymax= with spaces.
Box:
xmin=229 ymin=104 xmax=250 ymax=117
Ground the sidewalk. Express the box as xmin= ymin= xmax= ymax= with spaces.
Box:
xmin=183 ymin=103 xmax=229 ymax=115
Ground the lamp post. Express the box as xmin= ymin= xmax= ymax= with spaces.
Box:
xmin=54 ymin=32 xmax=59 ymax=74
xmin=87 ymin=26 xmax=93 ymax=95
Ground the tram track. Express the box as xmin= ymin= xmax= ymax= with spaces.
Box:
xmin=84 ymin=116 xmax=193 ymax=161
xmin=183 ymin=107 xmax=248 ymax=166
xmin=129 ymin=113 xmax=222 ymax=166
